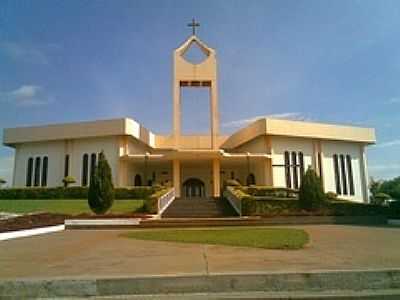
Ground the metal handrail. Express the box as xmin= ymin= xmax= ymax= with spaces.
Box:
xmin=223 ymin=186 xmax=242 ymax=217
xmin=158 ymin=188 xmax=176 ymax=215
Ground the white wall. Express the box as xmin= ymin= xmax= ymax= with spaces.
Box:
xmin=14 ymin=141 xmax=65 ymax=187
xmin=270 ymin=136 xmax=314 ymax=188
xmin=14 ymin=136 xmax=121 ymax=188
xmin=321 ymin=141 xmax=365 ymax=202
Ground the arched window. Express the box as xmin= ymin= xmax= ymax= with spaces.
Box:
xmin=90 ymin=153 xmax=97 ymax=180
xmin=346 ymin=155 xmax=354 ymax=195
xmin=284 ymin=151 xmax=291 ymax=188
xmin=134 ymin=174 xmax=142 ymax=186
xmin=82 ymin=154 xmax=89 ymax=186
xmin=246 ymin=173 xmax=256 ymax=185
xmin=26 ymin=157 xmax=33 ymax=187
xmin=64 ymin=155 xmax=69 ymax=177
xmin=34 ymin=157 xmax=41 ymax=187
xmin=41 ymin=156 xmax=48 ymax=187
xmin=333 ymin=154 xmax=341 ymax=195
xmin=340 ymin=154 xmax=348 ymax=195
xmin=230 ymin=171 xmax=235 ymax=180
xmin=292 ymin=151 xmax=298 ymax=189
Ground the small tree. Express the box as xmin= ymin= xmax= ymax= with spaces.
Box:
xmin=0 ymin=178 xmax=6 ymax=188
xmin=371 ymin=192 xmax=391 ymax=205
xmin=88 ymin=151 xmax=114 ymax=214
xmin=62 ymin=176 xmax=76 ymax=188
xmin=298 ymin=167 xmax=326 ymax=210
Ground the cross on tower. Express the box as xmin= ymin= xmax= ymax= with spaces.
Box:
xmin=187 ymin=18 xmax=200 ymax=35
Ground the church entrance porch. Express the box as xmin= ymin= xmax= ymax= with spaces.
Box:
xmin=183 ymin=178 xmax=205 ymax=198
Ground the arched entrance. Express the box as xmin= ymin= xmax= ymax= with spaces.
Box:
xmin=134 ymin=174 xmax=142 ymax=186
xmin=183 ymin=178 xmax=205 ymax=198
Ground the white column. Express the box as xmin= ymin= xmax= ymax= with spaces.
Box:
xmin=212 ymin=158 xmax=221 ymax=197
xmin=173 ymin=159 xmax=181 ymax=198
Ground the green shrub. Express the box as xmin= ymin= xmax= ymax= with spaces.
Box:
xmin=371 ymin=193 xmax=391 ymax=205
xmin=389 ymin=200 xmax=400 ymax=217
xmin=88 ymin=151 xmax=115 ymax=214
xmin=224 ymin=179 xmax=241 ymax=187
xmin=114 ymin=187 xmax=154 ymax=199
xmin=144 ymin=188 xmax=170 ymax=214
xmin=62 ymin=176 xmax=76 ymax=188
xmin=298 ymin=168 xmax=326 ymax=210
xmin=328 ymin=201 xmax=389 ymax=216
xmin=326 ymin=192 xmax=338 ymax=201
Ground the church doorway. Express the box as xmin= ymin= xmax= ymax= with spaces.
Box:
xmin=183 ymin=178 xmax=205 ymax=198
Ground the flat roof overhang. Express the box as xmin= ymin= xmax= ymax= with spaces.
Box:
xmin=120 ymin=150 xmax=272 ymax=161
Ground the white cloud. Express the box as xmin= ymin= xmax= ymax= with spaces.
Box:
xmin=222 ymin=112 xmax=309 ymax=128
xmin=388 ymin=97 xmax=400 ymax=104
xmin=374 ymin=139 xmax=400 ymax=148
xmin=0 ymin=156 xmax=14 ymax=187
xmin=0 ymin=41 xmax=48 ymax=64
xmin=0 ymin=85 xmax=52 ymax=106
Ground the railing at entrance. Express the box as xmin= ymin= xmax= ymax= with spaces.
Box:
xmin=223 ymin=186 xmax=242 ymax=217
xmin=158 ymin=188 xmax=176 ymax=215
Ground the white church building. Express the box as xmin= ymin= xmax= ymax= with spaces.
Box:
xmin=3 ymin=30 xmax=375 ymax=203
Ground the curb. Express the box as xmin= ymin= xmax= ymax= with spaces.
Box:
xmin=1 ymin=269 xmax=400 ymax=299
xmin=0 ymin=225 xmax=65 ymax=241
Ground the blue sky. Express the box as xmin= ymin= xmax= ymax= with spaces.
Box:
xmin=1 ymin=0 xmax=400 ymax=184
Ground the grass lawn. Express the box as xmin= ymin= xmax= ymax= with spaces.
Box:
xmin=122 ymin=228 xmax=309 ymax=249
xmin=0 ymin=199 xmax=145 ymax=215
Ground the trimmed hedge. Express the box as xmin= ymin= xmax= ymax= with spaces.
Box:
xmin=230 ymin=186 xmax=390 ymax=217
xmin=0 ymin=186 xmax=156 ymax=200
xmin=144 ymin=188 xmax=170 ymax=214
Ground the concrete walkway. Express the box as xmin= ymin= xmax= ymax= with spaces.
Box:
xmin=1 ymin=225 xmax=400 ymax=280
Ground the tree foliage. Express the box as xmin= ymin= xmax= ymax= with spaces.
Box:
xmin=0 ymin=178 xmax=6 ymax=188
xmin=370 ymin=176 xmax=400 ymax=201
xmin=298 ymin=167 xmax=326 ymax=210
xmin=88 ymin=151 xmax=114 ymax=214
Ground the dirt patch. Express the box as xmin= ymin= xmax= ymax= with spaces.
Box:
xmin=0 ymin=213 xmax=68 ymax=233
xmin=0 ymin=213 xmax=152 ymax=233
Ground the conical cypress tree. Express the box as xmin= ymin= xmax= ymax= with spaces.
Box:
xmin=298 ymin=167 xmax=326 ymax=210
xmin=88 ymin=151 xmax=114 ymax=214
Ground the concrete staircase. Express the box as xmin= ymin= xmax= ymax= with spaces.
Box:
xmin=161 ymin=197 xmax=237 ymax=218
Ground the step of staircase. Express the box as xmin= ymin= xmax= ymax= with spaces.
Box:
xmin=161 ymin=197 xmax=237 ymax=218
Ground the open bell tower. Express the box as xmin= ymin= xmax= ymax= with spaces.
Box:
xmin=173 ymin=19 xmax=219 ymax=149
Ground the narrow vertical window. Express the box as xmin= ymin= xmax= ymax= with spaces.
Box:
xmin=90 ymin=153 xmax=97 ymax=179
xmin=34 ymin=157 xmax=41 ymax=187
xmin=64 ymin=155 xmax=69 ymax=177
xmin=333 ymin=154 xmax=341 ymax=195
xmin=299 ymin=152 xmax=304 ymax=184
xmin=26 ymin=157 xmax=33 ymax=187
xmin=82 ymin=154 xmax=89 ymax=186
xmin=284 ymin=151 xmax=291 ymax=188
xmin=41 ymin=156 xmax=48 ymax=187
xmin=340 ymin=154 xmax=348 ymax=195
xmin=292 ymin=151 xmax=298 ymax=189
xmin=318 ymin=152 xmax=323 ymax=178
xmin=346 ymin=155 xmax=354 ymax=195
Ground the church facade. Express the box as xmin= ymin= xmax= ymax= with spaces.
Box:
xmin=3 ymin=33 xmax=376 ymax=203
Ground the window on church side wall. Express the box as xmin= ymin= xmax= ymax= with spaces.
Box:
xmin=64 ymin=155 xmax=69 ymax=178
xmin=340 ymin=154 xmax=348 ymax=195
xmin=299 ymin=152 xmax=304 ymax=178
xmin=246 ymin=173 xmax=255 ymax=185
xmin=34 ymin=157 xmax=41 ymax=187
xmin=292 ymin=152 xmax=298 ymax=189
xmin=41 ymin=156 xmax=48 ymax=187
xmin=318 ymin=152 xmax=323 ymax=179
xmin=82 ymin=154 xmax=89 ymax=186
xmin=333 ymin=154 xmax=341 ymax=195
xmin=284 ymin=151 xmax=291 ymax=188
xmin=26 ymin=157 xmax=33 ymax=187
xmin=346 ymin=155 xmax=355 ymax=196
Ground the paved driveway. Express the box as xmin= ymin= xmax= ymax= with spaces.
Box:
xmin=0 ymin=225 xmax=399 ymax=279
